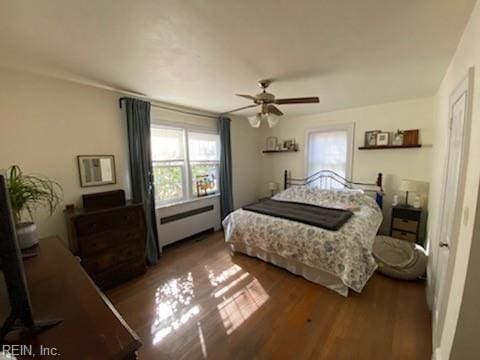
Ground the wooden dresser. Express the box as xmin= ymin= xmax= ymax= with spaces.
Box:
xmin=65 ymin=202 xmax=147 ymax=290
xmin=0 ymin=236 xmax=142 ymax=359
xmin=390 ymin=205 xmax=424 ymax=244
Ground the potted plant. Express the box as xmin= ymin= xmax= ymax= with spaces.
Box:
xmin=6 ymin=165 xmax=63 ymax=249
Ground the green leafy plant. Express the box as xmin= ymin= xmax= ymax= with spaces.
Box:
xmin=6 ymin=165 xmax=63 ymax=225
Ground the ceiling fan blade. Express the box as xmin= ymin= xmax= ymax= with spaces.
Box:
xmin=222 ymin=104 xmax=258 ymax=114
xmin=236 ymin=94 xmax=257 ymax=101
xmin=267 ymin=104 xmax=284 ymax=116
xmin=275 ymin=97 xmax=320 ymax=105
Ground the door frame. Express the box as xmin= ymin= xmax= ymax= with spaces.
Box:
xmin=431 ymin=67 xmax=475 ymax=359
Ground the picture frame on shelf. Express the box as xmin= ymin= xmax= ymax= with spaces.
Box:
xmin=376 ymin=132 xmax=390 ymax=146
xmin=364 ymin=130 xmax=380 ymax=147
xmin=266 ymin=136 xmax=278 ymax=151
xmin=283 ymin=139 xmax=296 ymax=150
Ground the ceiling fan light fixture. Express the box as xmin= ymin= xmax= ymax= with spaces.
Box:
xmin=267 ymin=114 xmax=279 ymax=128
xmin=247 ymin=114 xmax=261 ymax=128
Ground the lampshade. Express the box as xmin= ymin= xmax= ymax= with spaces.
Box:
xmin=399 ymin=179 xmax=419 ymax=192
xmin=247 ymin=113 xmax=280 ymax=128
xmin=267 ymin=114 xmax=279 ymax=128
xmin=268 ymin=181 xmax=279 ymax=191
xmin=247 ymin=114 xmax=261 ymax=128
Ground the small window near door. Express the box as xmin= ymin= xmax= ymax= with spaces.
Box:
xmin=306 ymin=123 xmax=354 ymax=181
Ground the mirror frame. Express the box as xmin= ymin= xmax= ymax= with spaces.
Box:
xmin=77 ymin=155 xmax=117 ymax=188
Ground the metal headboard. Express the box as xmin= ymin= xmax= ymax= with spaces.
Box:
xmin=283 ymin=169 xmax=384 ymax=207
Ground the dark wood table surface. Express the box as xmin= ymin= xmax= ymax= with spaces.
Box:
xmin=0 ymin=236 xmax=141 ymax=359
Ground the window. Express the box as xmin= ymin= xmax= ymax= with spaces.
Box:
xmin=306 ymin=123 xmax=354 ymax=184
xmin=188 ymin=131 xmax=221 ymax=197
xmin=151 ymin=124 xmax=220 ymax=206
xmin=151 ymin=127 xmax=186 ymax=204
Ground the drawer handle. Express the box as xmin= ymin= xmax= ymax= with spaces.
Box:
xmin=402 ymin=219 xmax=409 ymax=223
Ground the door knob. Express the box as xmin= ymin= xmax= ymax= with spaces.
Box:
xmin=439 ymin=242 xmax=449 ymax=248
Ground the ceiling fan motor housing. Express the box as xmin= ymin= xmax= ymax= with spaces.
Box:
xmin=256 ymin=92 xmax=275 ymax=104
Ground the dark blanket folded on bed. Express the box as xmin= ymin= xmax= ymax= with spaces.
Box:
xmin=243 ymin=199 xmax=353 ymax=231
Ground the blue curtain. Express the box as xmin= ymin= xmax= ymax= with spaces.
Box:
xmin=218 ymin=116 xmax=234 ymax=220
xmin=124 ymin=98 xmax=160 ymax=265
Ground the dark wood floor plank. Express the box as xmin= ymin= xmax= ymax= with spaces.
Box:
xmin=106 ymin=230 xmax=431 ymax=359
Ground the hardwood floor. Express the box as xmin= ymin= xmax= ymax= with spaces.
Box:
xmin=106 ymin=230 xmax=432 ymax=360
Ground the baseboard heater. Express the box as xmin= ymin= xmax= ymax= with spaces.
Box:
xmin=157 ymin=199 xmax=221 ymax=247
xmin=160 ymin=205 xmax=214 ymax=224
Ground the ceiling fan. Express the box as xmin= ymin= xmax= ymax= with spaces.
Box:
xmin=224 ymin=79 xmax=319 ymax=128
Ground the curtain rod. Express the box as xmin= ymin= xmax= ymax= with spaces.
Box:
xmin=118 ymin=97 xmax=220 ymax=119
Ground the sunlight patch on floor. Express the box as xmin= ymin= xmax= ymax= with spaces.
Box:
xmin=151 ymin=272 xmax=201 ymax=345
xmin=197 ymin=322 xmax=208 ymax=359
xmin=207 ymin=264 xmax=242 ymax=287
xmin=217 ymin=278 xmax=269 ymax=335
xmin=213 ymin=272 xmax=250 ymax=298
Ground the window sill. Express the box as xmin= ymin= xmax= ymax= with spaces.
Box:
xmin=156 ymin=193 xmax=221 ymax=210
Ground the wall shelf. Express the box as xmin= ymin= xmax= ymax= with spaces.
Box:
xmin=358 ymin=144 xmax=422 ymax=150
xmin=262 ymin=149 xmax=299 ymax=153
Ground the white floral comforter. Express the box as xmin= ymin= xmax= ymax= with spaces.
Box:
xmin=223 ymin=186 xmax=383 ymax=293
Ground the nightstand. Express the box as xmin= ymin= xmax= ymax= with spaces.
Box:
xmin=390 ymin=205 xmax=423 ymax=244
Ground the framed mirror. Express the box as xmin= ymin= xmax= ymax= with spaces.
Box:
xmin=77 ymin=155 xmax=116 ymax=187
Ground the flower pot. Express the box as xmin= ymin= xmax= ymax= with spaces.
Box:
xmin=15 ymin=222 xmax=39 ymax=249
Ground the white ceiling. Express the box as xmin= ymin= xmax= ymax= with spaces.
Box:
xmin=0 ymin=0 xmax=476 ymax=116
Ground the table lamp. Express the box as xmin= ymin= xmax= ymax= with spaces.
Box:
xmin=268 ymin=182 xmax=278 ymax=197
xmin=399 ymin=179 xmax=419 ymax=206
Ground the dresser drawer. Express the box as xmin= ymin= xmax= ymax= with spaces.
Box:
xmin=392 ymin=218 xmax=418 ymax=233
xmin=92 ymin=258 xmax=146 ymax=290
xmin=81 ymin=242 xmax=145 ymax=274
xmin=78 ymin=229 xmax=145 ymax=257
xmin=392 ymin=207 xmax=421 ymax=221
xmin=392 ymin=230 xmax=417 ymax=242
xmin=74 ymin=207 xmax=143 ymax=236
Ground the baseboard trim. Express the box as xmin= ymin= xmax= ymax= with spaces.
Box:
xmin=432 ymin=347 xmax=442 ymax=360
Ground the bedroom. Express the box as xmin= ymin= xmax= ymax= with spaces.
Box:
xmin=0 ymin=0 xmax=480 ymax=359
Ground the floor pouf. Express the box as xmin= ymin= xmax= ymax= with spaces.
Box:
xmin=373 ymin=236 xmax=427 ymax=280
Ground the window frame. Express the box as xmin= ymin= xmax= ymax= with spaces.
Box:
xmin=151 ymin=121 xmax=221 ymax=207
xmin=304 ymin=122 xmax=355 ymax=180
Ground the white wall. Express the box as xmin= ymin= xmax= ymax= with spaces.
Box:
xmin=428 ymin=0 xmax=480 ymax=358
xmin=259 ymin=98 xmax=434 ymax=233
xmin=0 ymin=67 xmax=131 ymax=242
xmin=230 ymin=115 xmax=263 ymax=208
xmin=0 ymin=67 xmax=259 ymax=243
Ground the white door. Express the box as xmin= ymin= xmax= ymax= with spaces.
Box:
xmin=433 ymin=89 xmax=468 ymax=338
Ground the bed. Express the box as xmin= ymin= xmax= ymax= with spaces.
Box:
xmin=222 ymin=170 xmax=384 ymax=296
